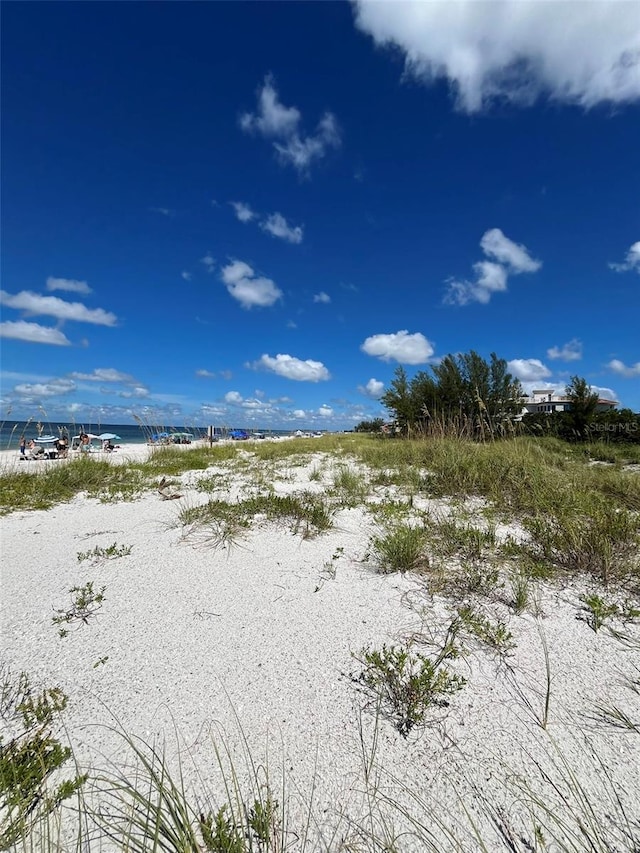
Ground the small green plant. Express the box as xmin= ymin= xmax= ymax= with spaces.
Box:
xmin=371 ymin=524 xmax=428 ymax=574
xmin=578 ymin=593 xmax=640 ymax=632
xmin=247 ymin=790 xmax=278 ymax=847
xmin=77 ymin=542 xmax=132 ymax=562
xmin=509 ymin=570 xmax=531 ymax=614
xmin=355 ymin=643 xmax=465 ymax=737
xmin=457 ymin=606 xmax=515 ymax=654
xmin=53 ymin=582 xmax=106 ymax=632
xmin=93 ymin=656 xmax=109 ymax=668
xmin=199 ymin=805 xmax=244 ymax=852
xmin=580 ymin=593 xmax=617 ymax=632
xmin=315 ymin=546 xmax=344 ymax=592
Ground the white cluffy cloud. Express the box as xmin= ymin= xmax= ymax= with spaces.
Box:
xmin=361 ymin=330 xmax=434 ymax=364
xmin=609 ymin=241 xmax=640 ymax=274
xmin=313 ymin=291 xmax=331 ymax=304
xmin=0 ymin=320 xmax=72 ymax=346
xmin=445 ymin=228 xmax=541 ymax=305
xmin=608 ymin=359 xmax=640 ymax=378
xmin=547 ymin=339 xmax=583 ymax=362
xmin=352 ymin=0 xmax=640 ymax=113
xmin=220 ymin=260 xmax=282 ymax=309
xmin=507 ymin=358 xmax=551 ymax=382
xmin=46 ymin=277 xmax=92 ymax=295
xmin=318 ymin=405 xmax=333 ymax=417
xmin=230 ymin=201 xmax=257 ymax=223
xmin=358 ymin=378 xmax=385 ymax=399
xmin=251 ymin=353 xmax=331 ymax=382
xmin=240 ymin=75 xmax=341 ymax=174
xmin=0 ymin=290 xmax=117 ymax=326
xmin=261 ymin=212 xmax=304 ymax=244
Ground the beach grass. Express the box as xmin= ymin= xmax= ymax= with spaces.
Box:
xmin=2 ymin=433 xmax=639 ymax=850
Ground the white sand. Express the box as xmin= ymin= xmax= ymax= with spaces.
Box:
xmin=1 ymin=445 xmax=639 ymax=849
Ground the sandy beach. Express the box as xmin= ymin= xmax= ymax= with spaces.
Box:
xmin=1 ymin=440 xmax=639 ymax=849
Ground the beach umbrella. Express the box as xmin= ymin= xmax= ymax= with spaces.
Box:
xmin=35 ymin=435 xmax=58 ymax=443
xmin=98 ymin=433 xmax=121 ymax=441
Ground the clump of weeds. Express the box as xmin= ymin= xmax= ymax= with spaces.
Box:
xmin=354 ymin=642 xmax=465 ymax=737
xmin=53 ymin=582 xmax=106 ymax=636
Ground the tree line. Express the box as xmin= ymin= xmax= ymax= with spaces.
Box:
xmin=354 ymin=351 xmax=639 ymax=443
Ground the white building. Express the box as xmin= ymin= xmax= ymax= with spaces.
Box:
xmin=521 ymin=389 xmax=618 ymax=416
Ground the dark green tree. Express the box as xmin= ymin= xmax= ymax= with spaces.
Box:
xmin=380 ymin=367 xmax=420 ymax=434
xmin=354 ymin=418 xmax=385 ymax=433
xmin=565 ymin=376 xmax=599 ymax=440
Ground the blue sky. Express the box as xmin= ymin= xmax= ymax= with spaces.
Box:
xmin=2 ymin=1 xmax=639 ymax=429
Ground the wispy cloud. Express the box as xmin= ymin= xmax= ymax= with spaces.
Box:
xmin=313 ymin=291 xmax=331 ymax=304
xmin=444 ymin=228 xmax=541 ymax=305
xmin=220 ymin=260 xmax=282 ymax=309
xmin=353 ymin=0 xmax=640 ymax=112
xmin=250 ymin=353 xmax=330 ymax=382
xmin=70 ymin=368 xmax=136 ymax=383
xmin=0 ymin=321 xmax=72 ymax=346
xmin=46 ymin=277 xmax=92 ymax=295
xmin=201 ymin=253 xmax=216 ymax=273
xmin=609 ymin=241 xmax=640 ymax=274
xmin=240 ymin=75 xmax=341 ymax=175
xmin=0 ymin=290 xmax=118 ymax=326
xmin=261 ymin=212 xmax=303 ymax=244
xmin=547 ymin=339 xmax=582 ymax=362
xmin=181 ymin=271 xmax=192 ymax=281
xmin=361 ymin=330 xmax=434 ymax=364
xmin=149 ymin=207 xmax=175 ymax=217
xmin=230 ymin=201 xmax=257 ymax=223
xmin=14 ymin=378 xmax=77 ymax=397
xmin=196 ymin=369 xmax=217 ymax=378
xmin=607 ymin=359 xmax=640 ymax=378
xmin=118 ymin=386 xmax=150 ymax=398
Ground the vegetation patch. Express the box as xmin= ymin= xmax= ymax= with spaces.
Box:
xmin=523 ymin=501 xmax=640 ymax=586
xmin=0 ymin=669 xmax=85 ymax=849
xmin=371 ymin=524 xmax=428 ymax=574
xmin=77 ymin=542 xmax=132 ymax=563
xmin=180 ymin=491 xmax=332 ymax=545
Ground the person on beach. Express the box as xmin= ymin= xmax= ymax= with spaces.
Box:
xmin=80 ymin=433 xmax=90 ymax=452
xmin=19 ymin=436 xmax=26 ymax=456
xmin=27 ymin=440 xmax=44 ymax=460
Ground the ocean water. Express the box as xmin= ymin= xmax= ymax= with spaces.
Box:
xmin=0 ymin=420 xmax=295 ymax=448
